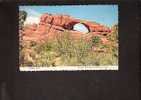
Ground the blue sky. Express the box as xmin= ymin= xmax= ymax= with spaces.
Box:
xmin=19 ymin=5 xmax=118 ymax=27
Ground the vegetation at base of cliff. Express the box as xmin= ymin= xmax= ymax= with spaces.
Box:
xmin=19 ymin=24 xmax=118 ymax=67
xmin=19 ymin=10 xmax=27 ymax=30
xmin=19 ymin=10 xmax=27 ymax=56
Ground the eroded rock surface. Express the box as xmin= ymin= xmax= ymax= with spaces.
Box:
xmin=21 ymin=13 xmax=111 ymax=43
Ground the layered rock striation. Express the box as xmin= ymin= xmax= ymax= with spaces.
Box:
xmin=21 ymin=13 xmax=111 ymax=44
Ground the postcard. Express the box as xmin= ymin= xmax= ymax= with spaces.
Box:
xmin=19 ymin=5 xmax=118 ymax=71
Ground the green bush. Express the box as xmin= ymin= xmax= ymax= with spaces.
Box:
xmin=92 ymin=36 xmax=100 ymax=45
xmin=20 ymin=24 xmax=118 ymax=67
xmin=19 ymin=10 xmax=27 ymax=30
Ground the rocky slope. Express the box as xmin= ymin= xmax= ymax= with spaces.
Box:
xmin=19 ymin=13 xmax=119 ymax=66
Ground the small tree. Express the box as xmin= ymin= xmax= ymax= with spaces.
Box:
xmin=19 ymin=10 xmax=27 ymax=30
xmin=19 ymin=10 xmax=27 ymax=66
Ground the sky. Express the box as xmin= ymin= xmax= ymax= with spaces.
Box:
xmin=19 ymin=5 xmax=118 ymax=27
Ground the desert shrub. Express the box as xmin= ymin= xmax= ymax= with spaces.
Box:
xmin=109 ymin=24 xmax=118 ymax=56
xmin=19 ymin=10 xmax=28 ymax=66
xmin=54 ymin=32 xmax=73 ymax=57
xmin=19 ymin=41 xmax=38 ymax=66
xmin=19 ymin=10 xmax=27 ymax=30
xmin=20 ymin=25 xmax=118 ymax=67
xmin=30 ymin=41 xmax=58 ymax=67
xmin=54 ymin=32 xmax=92 ymax=66
xmin=92 ymin=36 xmax=100 ymax=45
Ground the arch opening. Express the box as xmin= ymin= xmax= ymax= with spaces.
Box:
xmin=73 ymin=23 xmax=90 ymax=33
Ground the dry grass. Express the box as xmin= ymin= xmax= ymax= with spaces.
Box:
xmin=19 ymin=26 xmax=118 ymax=67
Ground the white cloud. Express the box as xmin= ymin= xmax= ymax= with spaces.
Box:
xmin=27 ymin=9 xmax=41 ymax=17
xmin=19 ymin=6 xmax=41 ymax=17
xmin=20 ymin=6 xmax=41 ymax=25
xmin=24 ymin=16 xmax=40 ymax=25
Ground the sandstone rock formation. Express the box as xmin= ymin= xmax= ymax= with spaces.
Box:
xmin=20 ymin=13 xmax=111 ymax=44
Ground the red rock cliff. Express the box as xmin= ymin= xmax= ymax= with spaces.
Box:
xmin=21 ymin=13 xmax=111 ymax=43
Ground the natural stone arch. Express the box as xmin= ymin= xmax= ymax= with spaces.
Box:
xmin=73 ymin=23 xmax=89 ymax=33
xmin=65 ymin=21 xmax=91 ymax=33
